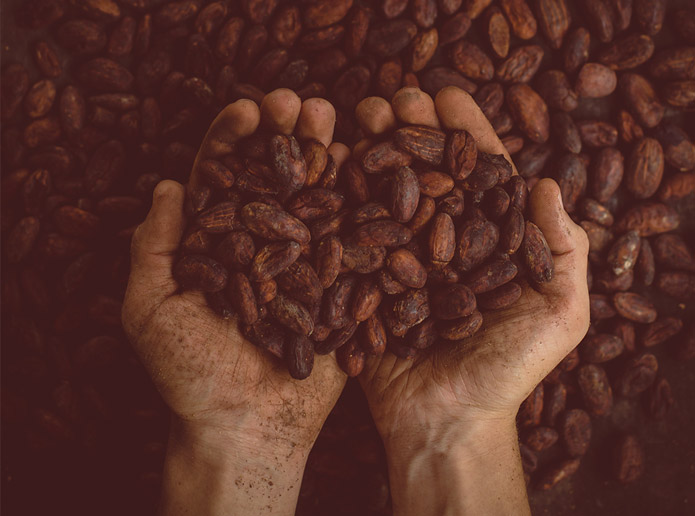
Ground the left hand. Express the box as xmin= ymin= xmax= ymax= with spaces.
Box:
xmin=355 ymin=87 xmax=591 ymax=516
xmin=358 ymin=87 xmax=590 ymax=442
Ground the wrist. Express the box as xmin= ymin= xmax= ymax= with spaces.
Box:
xmin=384 ymin=416 xmax=529 ymax=516
xmin=170 ymin=401 xmax=320 ymax=459
xmin=384 ymin=414 xmax=517 ymax=475
xmin=159 ymin=416 xmax=311 ymax=516
xmin=169 ymin=414 xmax=312 ymax=466
xmin=379 ymin=404 xmax=518 ymax=461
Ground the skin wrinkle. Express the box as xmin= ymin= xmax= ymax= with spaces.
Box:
xmin=403 ymin=367 xmax=420 ymax=403
xmin=226 ymin=320 xmax=243 ymax=381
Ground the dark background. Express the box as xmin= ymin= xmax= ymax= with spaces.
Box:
xmin=2 ymin=0 xmax=694 ymax=515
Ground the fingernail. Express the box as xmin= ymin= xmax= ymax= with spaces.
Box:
xmin=557 ymin=189 xmax=564 ymax=209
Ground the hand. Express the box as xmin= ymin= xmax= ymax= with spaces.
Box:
xmin=355 ymin=87 xmax=591 ymax=516
xmin=122 ymin=89 xmax=349 ymax=515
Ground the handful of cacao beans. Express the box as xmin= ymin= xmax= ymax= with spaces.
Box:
xmin=172 ymin=121 xmax=554 ymax=380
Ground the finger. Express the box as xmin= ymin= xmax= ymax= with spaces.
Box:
xmin=260 ymin=88 xmax=302 ymax=135
xmin=197 ymin=99 xmax=260 ymax=160
xmin=528 ymin=178 xmax=590 ymax=316
xmin=327 ymin=142 xmax=350 ymax=169
xmin=529 ymin=179 xmax=588 ymax=257
xmin=128 ymin=180 xmax=186 ymax=300
xmin=190 ymin=99 xmax=261 ymax=188
xmin=295 ymin=97 xmax=336 ymax=148
xmin=355 ymin=97 xmax=397 ymax=136
xmin=123 ymin=180 xmax=186 ymax=335
xmin=434 ymin=86 xmax=517 ymax=173
xmin=391 ymin=87 xmax=440 ymax=128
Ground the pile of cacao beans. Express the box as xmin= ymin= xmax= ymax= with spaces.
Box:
xmin=2 ymin=0 xmax=694 ymax=514
xmin=174 ymin=124 xmax=553 ymax=380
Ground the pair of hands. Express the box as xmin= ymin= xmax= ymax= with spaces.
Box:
xmin=122 ymin=87 xmax=590 ymax=515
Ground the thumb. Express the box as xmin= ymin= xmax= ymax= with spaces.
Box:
xmin=528 ymin=177 xmax=590 ymax=327
xmin=123 ymin=180 xmax=186 ymax=332
xmin=529 ymin=178 xmax=586 ymax=256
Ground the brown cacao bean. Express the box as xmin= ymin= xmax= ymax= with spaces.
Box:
xmin=577 ymin=364 xmax=613 ymax=416
xmin=615 ymin=352 xmax=658 ymax=397
xmin=249 ymin=241 xmax=302 ymax=282
xmin=506 ymin=84 xmax=549 ymax=143
xmin=613 ymin=292 xmax=657 ymax=323
xmin=560 ymin=409 xmax=592 ymax=456
xmin=174 ymin=255 xmax=228 ymax=293
xmin=521 ymin=221 xmax=554 ymax=283
xmin=613 ymin=434 xmax=645 ymax=484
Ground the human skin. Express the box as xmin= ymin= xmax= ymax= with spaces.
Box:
xmin=355 ymin=87 xmax=591 ymax=516
xmin=123 ymin=84 xmax=590 ymax=515
xmin=121 ymin=89 xmax=350 ymax=516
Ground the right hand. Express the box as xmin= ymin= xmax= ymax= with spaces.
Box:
xmin=122 ymin=90 xmax=350 ymax=516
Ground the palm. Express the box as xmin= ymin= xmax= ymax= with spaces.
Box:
xmin=362 ymin=264 xmax=587 ymax=434
xmin=133 ymin=289 xmax=345 ymax=440
xmin=430 ymin=286 xmax=556 ymax=407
